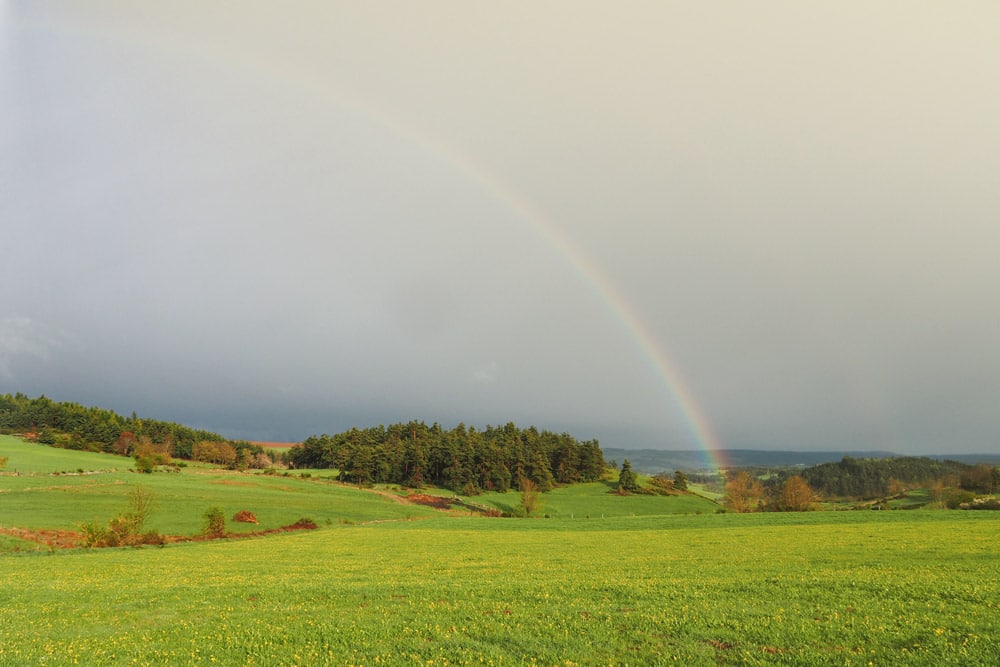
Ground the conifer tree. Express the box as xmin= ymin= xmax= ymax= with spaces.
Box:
xmin=617 ymin=459 xmax=639 ymax=493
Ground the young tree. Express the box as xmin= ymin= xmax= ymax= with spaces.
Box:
xmin=518 ymin=476 xmax=542 ymax=517
xmin=203 ymin=507 xmax=226 ymax=538
xmin=928 ymin=478 xmax=947 ymax=508
xmin=616 ymin=459 xmax=639 ymax=494
xmin=725 ymin=470 xmax=764 ymax=513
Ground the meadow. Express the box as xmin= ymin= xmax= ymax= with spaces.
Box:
xmin=2 ymin=435 xmax=998 ymax=665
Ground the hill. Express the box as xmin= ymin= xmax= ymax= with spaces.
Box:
xmin=603 ymin=447 xmax=1000 ymax=473
xmin=0 ymin=434 xmax=715 ymax=550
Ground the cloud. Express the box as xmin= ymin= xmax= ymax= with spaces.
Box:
xmin=2 ymin=4 xmax=999 ymax=453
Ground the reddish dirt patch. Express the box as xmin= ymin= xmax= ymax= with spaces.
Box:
xmin=232 ymin=510 xmax=259 ymax=524
xmin=0 ymin=526 xmax=82 ymax=550
xmin=407 ymin=494 xmax=454 ymax=510
xmin=1 ymin=517 xmax=320 ymax=550
xmin=396 ymin=492 xmax=501 ymax=516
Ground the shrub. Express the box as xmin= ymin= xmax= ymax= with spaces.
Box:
xmin=961 ymin=497 xmax=1000 ymax=510
xmin=646 ymin=475 xmax=675 ymax=496
xmin=139 ymin=530 xmax=166 ymax=545
xmin=78 ymin=520 xmax=111 ymax=548
xmin=202 ymin=507 xmax=226 ymax=538
xmin=946 ymin=490 xmax=976 ymax=509
xmin=78 ymin=486 xmax=155 ymax=548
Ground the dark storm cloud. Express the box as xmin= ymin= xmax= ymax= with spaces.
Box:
xmin=2 ymin=2 xmax=999 ymax=454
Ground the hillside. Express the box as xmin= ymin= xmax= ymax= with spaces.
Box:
xmin=0 ymin=434 xmax=714 ymax=551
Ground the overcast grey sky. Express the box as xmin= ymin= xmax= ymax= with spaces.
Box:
xmin=2 ymin=2 xmax=999 ymax=454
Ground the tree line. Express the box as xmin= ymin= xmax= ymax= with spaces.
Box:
xmin=288 ymin=421 xmax=605 ymax=494
xmin=0 ymin=393 xmax=272 ymax=468
xmin=722 ymin=455 xmax=1000 ymax=512
xmin=797 ymin=456 xmax=996 ymax=499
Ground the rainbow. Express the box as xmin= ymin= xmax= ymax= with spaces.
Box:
xmin=38 ymin=15 xmax=727 ymax=470
xmin=446 ymin=158 xmax=729 ymax=471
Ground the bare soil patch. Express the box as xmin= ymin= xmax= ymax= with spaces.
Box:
xmin=407 ymin=494 xmax=455 ymax=510
xmin=0 ymin=526 xmax=81 ymax=550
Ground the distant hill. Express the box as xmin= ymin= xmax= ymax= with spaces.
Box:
xmin=601 ymin=448 xmax=999 ymax=473
xmin=926 ymin=453 xmax=1000 ymax=465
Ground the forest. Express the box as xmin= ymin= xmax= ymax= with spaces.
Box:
xmin=288 ymin=422 xmax=606 ymax=494
xmin=795 ymin=455 xmax=998 ymax=498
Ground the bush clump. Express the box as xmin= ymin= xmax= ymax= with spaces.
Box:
xmin=78 ymin=486 xmax=156 ymax=548
xmin=202 ymin=507 xmax=226 ymax=538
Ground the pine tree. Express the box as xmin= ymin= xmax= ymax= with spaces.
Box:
xmin=617 ymin=459 xmax=639 ymax=493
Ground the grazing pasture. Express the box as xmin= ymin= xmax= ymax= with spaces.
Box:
xmin=1 ymin=434 xmax=998 ymax=665
xmin=0 ymin=435 xmax=134 ymax=474
xmin=1 ymin=515 xmax=997 ymax=664
xmin=0 ymin=435 xmax=439 ymax=536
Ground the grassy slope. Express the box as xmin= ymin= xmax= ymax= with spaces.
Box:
xmin=0 ymin=436 xmax=722 ymax=538
xmin=470 ymin=480 xmax=720 ymax=517
xmin=0 ymin=436 xmax=438 ymax=535
xmin=0 ymin=434 xmax=135 ymax=474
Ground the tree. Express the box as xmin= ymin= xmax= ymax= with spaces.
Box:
xmin=673 ymin=470 xmax=689 ymax=491
xmin=616 ymin=459 xmax=639 ymax=494
xmin=0 ymin=456 xmax=7 ymax=470
xmin=518 ymin=476 xmax=542 ymax=517
xmin=193 ymin=440 xmax=237 ymax=466
xmin=961 ymin=464 xmax=997 ymax=494
xmin=929 ymin=478 xmax=947 ymax=508
xmin=725 ymin=470 xmax=764 ymax=513
xmin=778 ymin=475 xmax=814 ymax=511
xmin=115 ymin=431 xmax=137 ymax=456
xmin=125 ymin=485 xmax=155 ymax=534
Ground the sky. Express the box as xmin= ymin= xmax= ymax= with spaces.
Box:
xmin=2 ymin=2 xmax=999 ymax=455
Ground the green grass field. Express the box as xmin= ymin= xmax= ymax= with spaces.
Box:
xmin=0 ymin=435 xmax=135 ymax=474
xmin=2 ymin=435 xmax=998 ymax=665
